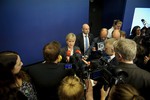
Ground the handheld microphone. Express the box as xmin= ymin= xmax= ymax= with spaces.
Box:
xmin=75 ymin=49 xmax=81 ymax=54
xmin=66 ymin=50 xmax=71 ymax=56
xmin=57 ymin=55 xmax=62 ymax=62
xmin=66 ymin=50 xmax=71 ymax=62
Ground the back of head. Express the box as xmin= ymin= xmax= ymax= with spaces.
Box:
xmin=114 ymin=39 xmax=137 ymax=61
xmin=120 ymin=30 xmax=126 ymax=38
xmin=58 ymin=76 xmax=84 ymax=100
xmin=108 ymin=84 xmax=145 ymax=100
xmin=43 ymin=41 xmax=61 ymax=63
xmin=104 ymin=38 xmax=117 ymax=46
xmin=112 ymin=29 xmax=121 ymax=39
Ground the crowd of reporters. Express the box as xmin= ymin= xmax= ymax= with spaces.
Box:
xmin=0 ymin=21 xmax=150 ymax=100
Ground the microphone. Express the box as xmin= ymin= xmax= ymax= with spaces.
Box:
xmin=57 ymin=55 xmax=62 ymax=62
xmin=73 ymin=50 xmax=82 ymax=62
xmin=66 ymin=50 xmax=71 ymax=62
xmin=66 ymin=50 xmax=71 ymax=56
xmin=75 ymin=49 xmax=81 ymax=54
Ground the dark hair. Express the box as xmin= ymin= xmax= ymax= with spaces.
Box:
xmin=130 ymin=26 xmax=141 ymax=38
xmin=43 ymin=41 xmax=61 ymax=63
xmin=0 ymin=51 xmax=19 ymax=87
xmin=0 ymin=51 xmax=27 ymax=100
xmin=108 ymin=84 xmax=145 ymax=100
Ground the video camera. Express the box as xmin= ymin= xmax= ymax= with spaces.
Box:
xmin=64 ymin=50 xmax=128 ymax=87
xmin=79 ymin=57 xmax=128 ymax=87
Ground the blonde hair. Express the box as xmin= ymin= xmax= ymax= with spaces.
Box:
xmin=58 ymin=76 xmax=84 ymax=100
xmin=66 ymin=33 xmax=76 ymax=41
xmin=104 ymin=38 xmax=117 ymax=46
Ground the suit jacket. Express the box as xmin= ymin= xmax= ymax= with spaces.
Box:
xmin=115 ymin=62 xmax=150 ymax=100
xmin=84 ymin=37 xmax=107 ymax=57
xmin=109 ymin=57 xmax=119 ymax=66
xmin=75 ymin=33 xmax=94 ymax=54
xmin=26 ymin=63 xmax=72 ymax=100
xmin=60 ymin=46 xmax=80 ymax=63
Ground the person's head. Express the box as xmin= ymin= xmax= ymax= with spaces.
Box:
xmin=104 ymin=38 xmax=117 ymax=56
xmin=43 ymin=41 xmax=61 ymax=63
xmin=120 ymin=30 xmax=126 ymax=39
xmin=100 ymin=28 xmax=108 ymax=40
xmin=58 ymin=76 xmax=84 ymax=100
xmin=0 ymin=51 xmax=23 ymax=86
xmin=131 ymin=26 xmax=141 ymax=37
xmin=141 ymin=26 xmax=147 ymax=36
xmin=114 ymin=39 xmax=137 ymax=62
xmin=82 ymin=24 xmax=90 ymax=34
xmin=112 ymin=29 xmax=121 ymax=39
xmin=113 ymin=20 xmax=122 ymax=30
xmin=66 ymin=33 xmax=76 ymax=49
xmin=108 ymin=84 xmax=145 ymax=100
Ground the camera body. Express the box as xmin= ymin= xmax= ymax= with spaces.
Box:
xmin=64 ymin=52 xmax=128 ymax=87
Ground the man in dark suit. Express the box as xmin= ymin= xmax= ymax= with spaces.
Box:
xmin=104 ymin=38 xmax=118 ymax=66
xmin=85 ymin=28 xmax=108 ymax=60
xmin=114 ymin=39 xmax=150 ymax=100
xmin=75 ymin=23 xmax=94 ymax=55
xmin=26 ymin=41 xmax=72 ymax=100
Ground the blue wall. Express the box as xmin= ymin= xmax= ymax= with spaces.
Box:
xmin=0 ymin=0 xmax=89 ymax=66
xmin=122 ymin=0 xmax=150 ymax=37
xmin=101 ymin=0 xmax=126 ymax=28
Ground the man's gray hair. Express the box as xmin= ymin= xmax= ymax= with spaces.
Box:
xmin=114 ymin=39 xmax=137 ymax=61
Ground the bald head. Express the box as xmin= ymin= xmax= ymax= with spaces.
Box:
xmin=82 ymin=24 xmax=90 ymax=34
xmin=100 ymin=28 xmax=108 ymax=40
xmin=112 ymin=29 xmax=121 ymax=39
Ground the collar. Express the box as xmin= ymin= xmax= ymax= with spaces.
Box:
xmin=83 ymin=33 xmax=88 ymax=37
xmin=110 ymin=55 xmax=115 ymax=60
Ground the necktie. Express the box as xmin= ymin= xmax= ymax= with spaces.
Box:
xmin=85 ymin=35 xmax=89 ymax=52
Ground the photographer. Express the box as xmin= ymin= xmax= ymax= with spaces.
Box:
xmin=113 ymin=39 xmax=150 ymax=100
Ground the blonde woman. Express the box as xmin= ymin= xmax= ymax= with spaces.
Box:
xmin=60 ymin=33 xmax=80 ymax=63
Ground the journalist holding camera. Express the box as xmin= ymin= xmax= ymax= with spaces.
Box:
xmin=86 ymin=39 xmax=149 ymax=100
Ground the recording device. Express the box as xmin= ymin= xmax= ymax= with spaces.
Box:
xmin=66 ymin=50 xmax=71 ymax=57
xmin=89 ymin=57 xmax=128 ymax=86
xmin=64 ymin=49 xmax=128 ymax=87
xmin=140 ymin=19 xmax=150 ymax=48
xmin=64 ymin=50 xmax=86 ymax=73
xmin=66 ymin=50 xmax=71 ymax=62
xmin=141 ymin=19 xmax=147 ymax=27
